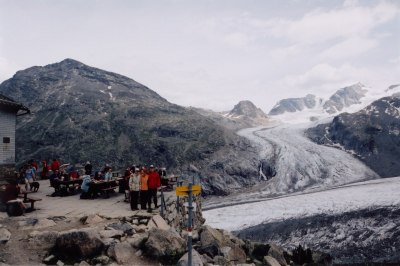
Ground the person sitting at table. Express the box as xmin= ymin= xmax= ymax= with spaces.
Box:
xmin=104 ymin=168 xmax=114 ymax=181
xmin=69 ymin=168 xmax=80 ymax=180
xmin=1 ymin=180 xmax=20 ymax=204
xmin=139 ymin=168 xmax=149 ymax=211
xmin=1 ymin=180 xmax=30 ymax=215
xmin=49 ymin=169 xmax=61 ymax=191
xmin=129 ymin=168 xmax=141 ymax=210
xmin=80 ymin=174 xmax=94 ymax=199
xmin=94 ymin=171 xmax=102 ymax=181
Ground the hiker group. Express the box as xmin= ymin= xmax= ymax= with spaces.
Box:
xmin=126 ymin=165 xmax=161 ymax=212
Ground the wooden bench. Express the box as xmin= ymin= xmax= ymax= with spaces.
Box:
xmin=100 ymin=186 xmax=118 ymax=198
xmin=17 ymin=194 xmax=42 ymax=210
xmin=23 ymin=197 xmax=42 ymax=209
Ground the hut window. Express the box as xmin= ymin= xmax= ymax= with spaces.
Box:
xmin=3 ymin=137 xmax=10 ymax=143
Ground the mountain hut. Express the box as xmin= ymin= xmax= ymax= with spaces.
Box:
xmin=0 ymin=94 xmax=30 ymax=183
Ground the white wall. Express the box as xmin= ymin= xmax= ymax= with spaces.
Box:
xmin=0 ymin=110 xmax=16 ymax=164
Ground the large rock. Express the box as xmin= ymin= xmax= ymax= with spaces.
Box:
xmin=147 ymin=214 xmax=170 ymax=230
xmin=54 ymin=228 xmax=104 ymax=259
xmin=81 ymin=214 xmax=104 ymax=225
xmin=107 ymin=242 xmax=135 ymax=264
xmin=177 ymin=249 xmax=204 ymax=266
xmin=99 ymin=229 xmax=124 ymax=239
xmin=220 ymin=245 xmax=247 ymax=263
xmin=0 ymin=228 xmax=11 ymax=244
xmin=106 ymin=222 xmax=135 ymax=236
xmin=198 ymin=225 xmax=246 ymax=263
xmin=144 ymin=228 xmax=186 ymax=264
xmin=128 ymin=232 xmax=148 ymax=249
xmin=267 ymin=243 xmax=287 ymax=266
xmin=263 ymin=255 xmax=281 ymax=266
xmin=29 ymin=230 xmax=60 ymax=250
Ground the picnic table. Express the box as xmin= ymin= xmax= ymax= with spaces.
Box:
xmin=90 ymin=179 xmax=119 ymax=198
xmin=161 ymin=175 xmax=177 ymax=191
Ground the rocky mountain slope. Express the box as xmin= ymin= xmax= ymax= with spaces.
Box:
xmin=307 ymin=96 xmax=400 ymax=177
xmin=268 ymin=94 xmax=320 ymax=116
xmin=322 ymin=83 xmax=368 ymax=114
xmin=0 ymin=59 xmax=259 ymax=195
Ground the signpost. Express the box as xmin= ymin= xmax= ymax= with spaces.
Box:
xmin=176 ymin=182 xmax=201 ymax=266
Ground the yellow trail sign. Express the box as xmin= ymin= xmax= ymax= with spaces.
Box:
xmin=176 ymin=185 xmax=201 ymax=196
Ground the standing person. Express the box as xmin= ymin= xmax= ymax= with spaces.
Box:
xmin=147 ymin=165 xmax=161 ymax=211
xmin=40 ymin=160 xmax=49 ymax=179
xmin=25 ymin=164 xmax=35 ymax=191
xmin=129 ymin=168 xmax=141 ymax=210
xmin=84 ymin=161 xmax=93 ymax=175
xmin=139 ymin=168 xmax=149 ymax=210
xmin=51 ymin=158 xmax=61 ymax=172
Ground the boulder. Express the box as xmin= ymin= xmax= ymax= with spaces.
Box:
xmin=83 ymin=214 xmax=104 ymax=225
xmin=128 ymin=232 xmax=148 ymax=249
xmin=147 ymin=214 xmax=170 ymax=230
xmin=177 ymin=249 xmax=204 ymax=266
xmin=198 ymin=225 xmax=246 ymax=263
xmin=133 ymin=224 xmax=147 ymax=233
xmin=91 ymin=255 xmax=110 ymax=265
xmin=54 ymin=228 xmax=104 ymax=259
xmin=263 ymin=256 xmax=281 ymax=266
xmin=144 ymin=228 xmax=186 ymax=264
xmin=267 ymin=243 xmax=287 ymax=266
xmin=43 ymin=255 xmax=58 ymax=265
xmin=107 ymin=242 xmax=135 ymax=264
xmin=106 ymin=222 xmax=135 ymax=236
xmin=78 ymin=261 xmax=91 ymax=266
xmin=220 ymin=245 xmax=247 ymax=263
xmin=99 ymin=229 xmax=124 ymax=239
xmin=0 ymin=228 xmax=11 ymax=244
xmin=29 ymin=230 xmax=60 ymax=249
xmin=6 ymin=200 xmax=24 ymax=216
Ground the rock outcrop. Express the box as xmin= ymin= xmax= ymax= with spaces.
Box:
xmin=307 ymin=96 xmax=400 ymax=177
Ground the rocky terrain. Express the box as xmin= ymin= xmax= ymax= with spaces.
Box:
xmin=235 ymin=206 xmax=400 ymax=264
xmin=0 ymin=180 xmax=331 ymax=266
xmin=307 ymin=96 xmax=400 ymax=178
xmin=0 ymin=59 xmax=261 ymax=195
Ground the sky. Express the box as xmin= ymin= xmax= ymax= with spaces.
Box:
xmin=0 ymin=0 xmax=399 ymax=112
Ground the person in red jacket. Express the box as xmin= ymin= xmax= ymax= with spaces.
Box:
xmin=51 ymin=158 xmax=60 ymax=172
xmin=147 ymin=165 xmax=161 ymax=212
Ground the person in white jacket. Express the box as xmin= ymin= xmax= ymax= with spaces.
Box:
xmin=129 ymin=168 xmax=141 ymax=210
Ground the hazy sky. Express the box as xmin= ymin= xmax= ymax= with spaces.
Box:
xmin=0 ymin=0 xmax=399 ymax=112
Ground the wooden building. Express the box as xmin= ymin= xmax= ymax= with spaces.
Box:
xmin=0 ymin=94 xmax=30 ymax=182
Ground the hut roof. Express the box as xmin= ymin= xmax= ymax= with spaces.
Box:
xmin=0 ymin=93 xmax=30 ymax=115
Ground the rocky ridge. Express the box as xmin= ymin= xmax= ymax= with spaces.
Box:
xmin=268 ymin=83 xmax=369 ymax=119
xmin=307 ymin=96 xmax=400 ymax=178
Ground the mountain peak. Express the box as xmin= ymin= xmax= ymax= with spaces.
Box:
xmin=58 ymin=58 xmax=85 ymax=67
xmin=227 ymin=100 xmax=268 ymax=119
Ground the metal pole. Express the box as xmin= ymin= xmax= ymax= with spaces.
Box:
xmin=188 ymin=182 xmax=193 ymax=266
xmin=160 ymin=188 xmax=164 ymax=217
